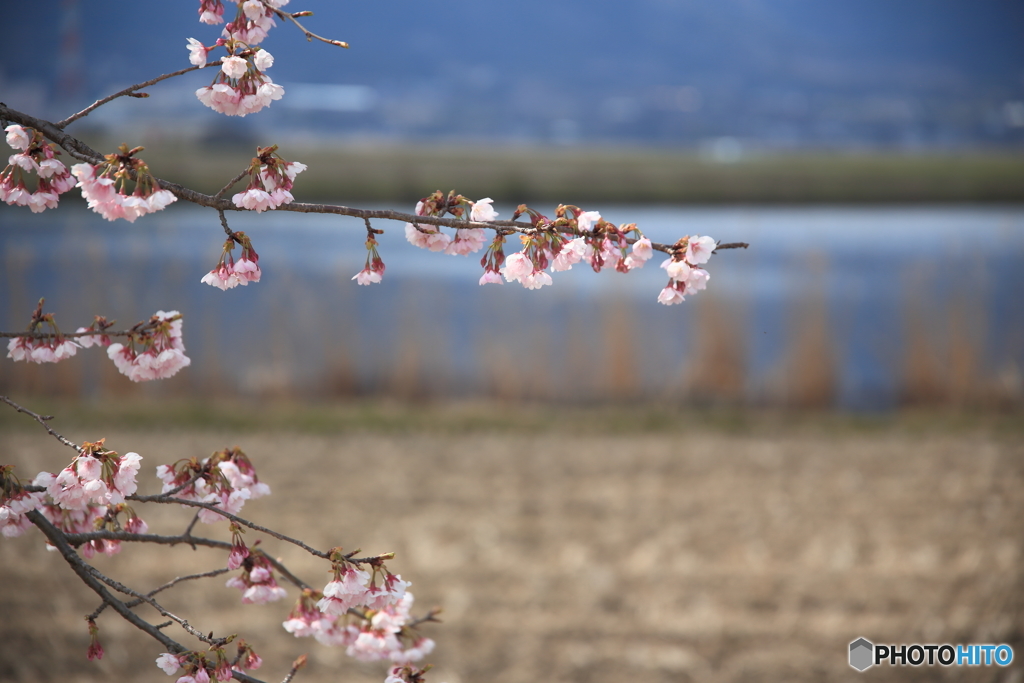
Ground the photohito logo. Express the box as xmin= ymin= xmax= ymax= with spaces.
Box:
xmin=849 ymin=638 xmax=1014 ymax=671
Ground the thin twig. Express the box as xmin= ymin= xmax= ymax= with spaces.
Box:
xmin=84 ymin=563 xmax=230 ymax=647
xmin=89 ymin=568 xmax=232 ymax=620
xmin=216 ymin=169 xmax=251 ymax=200
xmin=129 ymin=494 xmax=331 ymax=559
xmin=272 ymin=8 xmax=349 ymax=48
xmin=27 ymin=510 xmax=183 ymax=652
xmin=183 ymin=510 xmax=203 ymax=542
xmin=280 ymin=655 xmax=308 ymax=683
xmin=60 ymin=529 xmax=311 ymax=591
xmin=0 ymin=395 xmax=81 ymax=452
xmin=218 ymin=209 xmax=234 ymax=238
xmin=56 ymin=63 xmax=221 ymax=129
xmin=256 ymin=549 xmax=313 ymax=591
xmin=63 ymin=529 xmax=232 ymax=551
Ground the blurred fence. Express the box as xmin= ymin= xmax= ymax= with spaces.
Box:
xmin=1 ymin=204 xmax=1022 ymax=410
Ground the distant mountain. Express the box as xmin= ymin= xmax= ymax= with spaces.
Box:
xmin=4 ymin=0 xmax=1023 ymax=148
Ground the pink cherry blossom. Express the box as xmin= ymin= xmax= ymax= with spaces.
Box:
xmin=624 ymin=236 xmax=654 ymax=269
xmin=521 ymin=270 xmax=553 ymax=290
xmin=4 ymin=125 xmax=30 ymax=151
xmin=363 ymin=573 xmax=412 ymax=611
xmin=198 ymin=0 xmax=224 ymax=24
xmin=686 ymin=267 xmax=710 ymax=293
xmin=220 ymin=56 xmax=248 ymax=80
xmin=578 ymin=210 xmax=602 ymax=232
xmin=551 ymin=237 xmax=586 ymax=272
xmin=445 ymin=228 xmax=487 ymax=256
xmin=660 ymin=257 xmax=692 ymax=282
xmin=253 ymin=49 xmax=274 ymax=72
xmin=156 ymin=653 xmax=182 ymax=675
xmin=317 ymin=566 xmax=372 ymax=615
xmin=353 ymin=267 xmax=383 ymax=285
xmin=470 ymin=197 xmax=499 ymax=222
xmin=657 ymin=283 xmax=686 ymax=305
xmin=500 ymin=253 xmax=534 ymax=283
xmin=478 ymin=270 xmax=503 ymax=286
xmin=405 ymin=223 xmax=451 ymax=251
xmin=686 ymin=235 xmax=717 ymax=264
xmin=186 ymin=38 xmax=208 ymax=67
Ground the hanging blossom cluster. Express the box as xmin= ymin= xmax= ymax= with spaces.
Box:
xmin=7 ymin=304 xmax=190 ymax=382
xmin=156 ymin=446 xmax=270 ymax=523
xmin=198 ymin=0 xmax=289 ymax=43
xmin=71 ymin=144 xmax=177 ymax=222
xmin=279 ymin=550 xmax=435 ymax=664
xmin=0 ymin=443 xmax=148 ymax=559
xmin=192 ymin=43 xmax=283 ymax=117
xmin=656 ymin=234 xmax=715 ymax=305
xmin=398 ymin=193 xmax=719 ymax=303
xmin=201 ymin=231 xmax=262 ymax=289
xmin=405 ymin=191 xmax=494 ymax=256
xmin=1 ymin=125 xmax=77 ymax=212
xmin=231 ymin=144 xmax=306 ymax=212
xmin=155 ymin=640 xmax=263 ymax=683
xmin=353 ymin=229 xmax=386 ymax=285
xmin=107 ymin=310 xmax=192 ymax=382
xmin=6 ymin=299 xmax=80 ymax=363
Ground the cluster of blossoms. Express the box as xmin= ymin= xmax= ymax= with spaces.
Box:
xmin=155 ymin=641 xmax=262 ymax=683
xmin=198 ymin=0 xmax=289 ymax=44
xmin=71 ymin=144 xmax=177 ymax=222
xmin=45 ymin=439 xmax=142 ymax=510
xmin=6 ymin=300 xmax=79 ymax=364
xmin=1 ymin=125 xmax=77 ymax=212
xmin=401 ymin=194 xmax=717 ymax=303
xmin=655 ymin=235 xmax=715 ymax=305
xmin=107 ymin=310 xmax=192 ymax=381
xmin=231 ymin=145 xmax=305 ymax=211
xmin=404 ymin=191 xmax=494 ymax=256
xmin=0 ymin=466 xmax=48 ymax=538
xmin=190 ymin=39 xmax=283 ymax=116
xmin=353 ymin=231 xmax=387 ymax=285
xmin=0 ymin=443 xmax=147 ymax=558
xmin=156 ymin=446 xmax=270 ymax=523
xmin=201 ymin=231 xmax=262 ymax=289
xmin=282 ymin=552 xmax=434 ymax=664
xmin=5 ymin=303 xmax=191 ymax=382
xmin=226 ymin=548 xmax=288 ymax=604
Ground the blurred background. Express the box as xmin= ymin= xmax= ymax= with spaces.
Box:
xmin=2 ymin=2 xmax=1023 ymax=683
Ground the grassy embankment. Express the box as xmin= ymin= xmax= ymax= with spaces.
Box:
xmin=88 ymin=138 xmax=1024 ymax=204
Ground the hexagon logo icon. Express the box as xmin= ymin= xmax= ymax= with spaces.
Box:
xmin=849 ymin=638 xmax=874 ymax=671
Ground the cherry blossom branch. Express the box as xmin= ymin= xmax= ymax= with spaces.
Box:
xmin=26 ymin=509 xmax=185 ymax=652
xmin=0 ymin=395 xmax=81 ymax=452
xmin=55 ymin=63 xmax=223 ymax=130
xmin=90 ymin=568 xmax=232 ymax=621
xmin=28 ymin=510 xmax=269 ymax=683
xmin=128 ymin=493 xmax=332 ymax=559
xmin=61 ymin=528 xmax=312 ymax=590
xmin=84 ymin=563 xmax=235 ymax=648
xmin=271 ymin=8 xmax=349 ymax=48
xmin=218 ymin=209 xmax=235 ymax=237
xmin=216 ymin=169 xmax=251 ymax=200
xmin=63 ymin=529 xmax=232 ymax=551
xmin=0 ymin=103 xmax=750 ymax=255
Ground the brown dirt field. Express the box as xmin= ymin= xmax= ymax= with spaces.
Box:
xmin=1 ymin=425 xmax=1023 ymax=683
